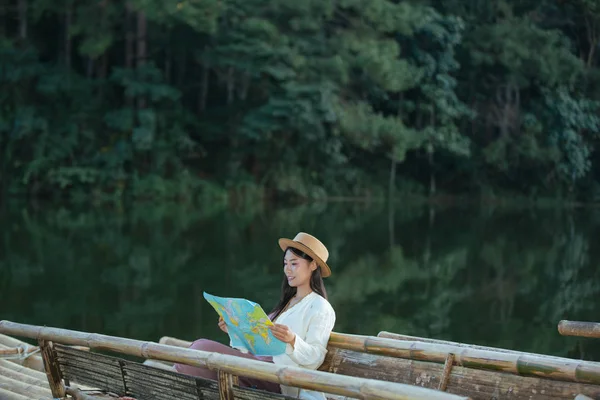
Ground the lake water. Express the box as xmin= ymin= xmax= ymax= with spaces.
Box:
xmin=1 ymin=200 xmax=599 ymax=361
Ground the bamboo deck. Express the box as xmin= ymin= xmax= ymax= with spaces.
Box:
xmin=0 ymin=321 xmax=468 ymax=400
xmin=0 ymin=320 xmax=598 ymax=400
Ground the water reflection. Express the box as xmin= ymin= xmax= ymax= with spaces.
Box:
xmin=1 ymin=201 xmax=598 ymax=361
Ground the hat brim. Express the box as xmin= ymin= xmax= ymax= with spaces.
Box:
xmin=278 ymin=238 xmax=331 ymax=278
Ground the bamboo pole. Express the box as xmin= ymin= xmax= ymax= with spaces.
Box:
xmin=0 ymin=334 xmax=44 ymax=371
xmin=0 ymin=362 xmax=51 ymax=387
xmin=558 ymin=320 xmax=600 ymax=339
xmin=0 ymin=333 xmax=37 ymax=350
xmin=0 ymin=342 xmax=45 ymax=371
xmin=0 ymin=374 xmax=52 ymax=398
xmin=326 ymin=332 xmax=600 ymax=385
xmin=438 ymin=353 xmax=454 ymax=391
xmin=143 ymin=359 xmax=175 ymax=371
xmin=160 ymin=334 xmax=600 ymax=385
xmin=377 ymin=331 xmax=559 ymax=359
xmin=1 ymin=332 xmax=88 ymax=352
xmin=39 ymin=339 xmax=66 ymax=398
xmin=0 ymin=358 xmax=48 ymax=380
xmin=0 ymin=387 xmax=29 ymax=400
xmin=0 ymin=321 xmax=469 ymax=400
xmin=0 ymin=348 xmax=22 ymax=356
xmin=218 ymin=370 xmax=235 ymax=400
xmin=160 ymin=336 xmax=191 ymax=347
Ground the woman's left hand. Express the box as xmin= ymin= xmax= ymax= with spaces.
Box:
xmin=269 ymin=324 xmax=296 ymax=346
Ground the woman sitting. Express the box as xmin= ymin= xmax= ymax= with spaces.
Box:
xmin=175 ymin=232 xmax=336 ymax=400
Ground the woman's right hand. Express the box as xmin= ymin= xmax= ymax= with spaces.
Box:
xmin=218 ymin=316 xmax=228 ymax=333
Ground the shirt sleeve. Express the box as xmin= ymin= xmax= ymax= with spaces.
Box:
xmin=285 ymin=307 xmax=335 ymax=369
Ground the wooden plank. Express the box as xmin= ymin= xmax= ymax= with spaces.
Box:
xmin=58 ymin=357 xmax=125 ymax=380
xmin=56 ymin=343 xmax=120 ymax=362
xmin=127 ymin=353 xmax=294 ymax=400
xmin=127 ymin=362 xmax=293 ymax=400
xmin=60 ymin=365 xmax=123 ymax=392
xmin=321 ymin=347 xmax=600 ymax=400
xmin=56 ymin=343 xmax=127 ymax=394
xmin=39 ymin=339 xmax=66 ymax=398
xmin=126 ymin=373 xmax=200 ymax=400
xmin=558 ymin=321 xmax=600 ymax=339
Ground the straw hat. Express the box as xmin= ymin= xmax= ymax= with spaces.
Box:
xmin=278 ymin=232 xmax=331 ymax=278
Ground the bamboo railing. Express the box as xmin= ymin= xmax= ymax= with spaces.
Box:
xmin=330 ymin=332 xmax=600 ymax=384
xmin=558 ymin=320 xmax=600 ymax=339
xmin=158 ymin=332 xmax=600 ymax=385
xmin=377 ymin=331 xmax=558 ymax=358
xmin=0 ymin=321 xmax=469 ymax=400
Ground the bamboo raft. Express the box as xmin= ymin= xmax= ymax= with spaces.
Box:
xmin=0 ymin=319 xmax=599 ymax=400
xmin=0 ymin=320 xmax=468 ymax=400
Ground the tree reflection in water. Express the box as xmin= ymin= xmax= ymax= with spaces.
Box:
xmin=1 ymin=202 xmax=598 ymax=361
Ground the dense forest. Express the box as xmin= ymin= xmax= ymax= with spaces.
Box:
xmin=2 ymin=0 xmax=600 ymax=202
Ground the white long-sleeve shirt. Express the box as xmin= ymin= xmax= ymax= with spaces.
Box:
xmin=232 ymin=292 xmax=336 ymax=399
xmin=272 ymin=292 xmax=336 ymax=399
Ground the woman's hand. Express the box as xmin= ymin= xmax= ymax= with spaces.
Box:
xmin=218 ymin=316 xmax=228 ymax=334
xmin=269 ymin=324 xmax=296 ymax=346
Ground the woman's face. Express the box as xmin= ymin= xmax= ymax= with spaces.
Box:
xmin=283 ymin=249 xmax=316 ymax=288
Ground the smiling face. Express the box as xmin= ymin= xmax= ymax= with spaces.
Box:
xmin=283 ymin=248 xmax=317 ymax=289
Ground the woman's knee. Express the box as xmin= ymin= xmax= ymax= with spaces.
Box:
xmin=189 ymin=338 xmax=214 ymax=350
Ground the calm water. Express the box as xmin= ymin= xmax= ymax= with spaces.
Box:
xmin=1 ymin=201 xmax=599 ymax=360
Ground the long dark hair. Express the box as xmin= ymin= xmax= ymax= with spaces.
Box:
xmin=270 ymin=247 xmax=328 ymax=321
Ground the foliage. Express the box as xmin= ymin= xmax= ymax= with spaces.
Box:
xmin=2 ymin=0 xmax=600 ymax=201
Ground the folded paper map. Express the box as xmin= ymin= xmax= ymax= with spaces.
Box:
xmin=203 ymin=292 xmax=287 ymax=356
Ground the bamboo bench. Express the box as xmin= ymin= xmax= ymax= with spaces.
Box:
xmin=369 ymin=331 xmax=600 ymax=400
xmin=159 ymin=332 xmax=600 ymax=400
xmin=0 ymin=321 xmax=468 ymax=400
xmin=54 ymin=343 xmax=297 ymax=400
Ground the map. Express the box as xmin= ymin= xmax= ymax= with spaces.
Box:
xmin=203 ymin=292 xmax=287 ymax=356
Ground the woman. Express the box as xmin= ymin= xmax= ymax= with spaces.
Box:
xmin=175 ymin=232 xmax=336 ymax=400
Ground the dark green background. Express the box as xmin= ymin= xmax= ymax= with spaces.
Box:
xmin=1 ymin=202 xmax=598 ymax=361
